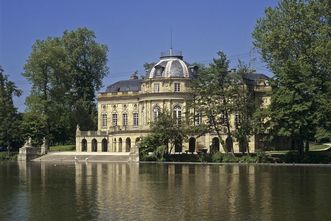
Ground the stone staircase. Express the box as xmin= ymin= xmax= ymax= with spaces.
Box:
xmin=33 ymin=152 xmax=130 ymax=162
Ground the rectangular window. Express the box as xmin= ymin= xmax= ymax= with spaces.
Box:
xmin=102 ymin=114 xmax=107 ymax=128
xmin=195 ymin=112 xmax=202 ymax=125
xmin=112 ymin=114 xmax=117 ymax=126
xmin=123 ymin=113 xmax=128 ymax=126
xmin=174 ymin=83 xmax=180 ymax=92
xmin=235 ymin=113 xmax=240 ymax=126
xmin=133 ymin=113 xmax=139 ymax=126
xmin=220 ymin=111 xmax=227 ymax=124
xmin=154 ymin=83 xmax=160 ymax=92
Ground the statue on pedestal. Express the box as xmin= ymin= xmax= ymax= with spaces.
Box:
xmin=23 ymin=137 xmax=32 ymax=147
xmin=40 ymin=137 xmax=48 ymax=155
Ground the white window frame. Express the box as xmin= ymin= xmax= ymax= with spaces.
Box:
xmin=154 ymin=83 xmax=160 ymax=92
xmin=133 ymin=113 xmax=139 ymax=126
xmin=102 ymin=113 xmax=107 ymax=128
xmin=112 ymin=113 xmax=118 ymax=126
xmin=153 ymin=106 xmax=160 ymax=121
xmin=174 ymin=83 xmax=180 ymax=92
xmin=123 ymin=113 xmax=128 ymax=126
xmin=195 ymin=112 xmax=202 ymax=125
xmin=173 ymin=105 xmax=182 ymax=125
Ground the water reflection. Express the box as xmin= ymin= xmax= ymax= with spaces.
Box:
xmin=0 ymin=162 xmax=330 ymax=221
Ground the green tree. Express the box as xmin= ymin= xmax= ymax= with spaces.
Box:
xmin=0 ymin=66 xmax=22 ymax=150
xmin=139 ymin=110 xmax=187 ymax=160
xmin=232 ymin=61 xmax=257 ymax=155
xmin=190 ymin=51 xmax=238 ymax=154
xmin=150 ymin=110 xmax=186 ymax=154
xmin=253 ymin=0 xmax=331 ymax=154
xmin=23 ymin=27 xmax=109 ymax=144
xmin=143 ymin=62 xmax=156 ymax=74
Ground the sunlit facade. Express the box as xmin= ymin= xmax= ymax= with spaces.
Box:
xmin=76 ymin=50 xmax=270 ymax=153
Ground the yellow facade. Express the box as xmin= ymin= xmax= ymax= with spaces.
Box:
xmin=76 ymin=51 xmax=270 ymax=153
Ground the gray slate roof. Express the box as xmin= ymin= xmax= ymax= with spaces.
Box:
xmin=242 ymin=73 xmax=270 ymax=85
xmin=106 ymin=79 xmax=142 ymax=92
xmin=105 ymin=73 xmax=269 ymax=93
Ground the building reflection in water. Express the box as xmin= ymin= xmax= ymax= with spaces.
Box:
xmin=9 ymin=162 xmax=331 ymax=221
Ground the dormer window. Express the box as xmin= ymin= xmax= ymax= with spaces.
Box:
xmin=154 ymin=65 xmax=164 ymax=77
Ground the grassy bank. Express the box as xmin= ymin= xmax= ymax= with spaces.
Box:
xmin=49 ymin=145 xmax=75 ymax=152
xmin=0 ymin=152 xmax=18 ymax=161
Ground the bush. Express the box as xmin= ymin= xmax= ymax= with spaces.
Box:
xmin=141 ymin=154 xmax=158 ymax=161
xmin=212 ymin=152 xmax=223 ymax=162
xmin=0 ymin=152 xmax=18 ymax=161
xmin=256 ymin=150 xmax=269 ymax=163
xmin=239 ymin=155 xmax=257 ymax=163
xmin=222 ymin=154 xmax=239 ymax=163
xmin=155 ymin=145 xmax=166 ymax=161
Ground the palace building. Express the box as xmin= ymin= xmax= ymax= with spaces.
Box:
xmin=75 ymin=50 xmax=270 ymax=154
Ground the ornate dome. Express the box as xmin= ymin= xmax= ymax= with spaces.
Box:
xmin=148 ymin=50 xmax=195 ymax=79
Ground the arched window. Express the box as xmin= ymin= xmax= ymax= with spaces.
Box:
xmin=189 ymin=137 xmax=196 ymax=153
xmin=211 ymin=137 xmax=220 ymax=153
xmin=81 ymin=139 xmax=87 ymax=152
xmin=126 ymin=138 xmax=131 ymax=152
xmin=118 ymin=138 xmax=122 ymax=152
xmin=113 ymin=138 xmax=117 ymax=152
xmin=102 ymin=113 xmax=107 ymax=128
xmin=92 ymin=139 xmax=97 ymax=152
xmin=102 ymin=139 xmax=108 ymax=152
xmin=153 ymin=105 xmax=160 ymax=121
xmin=173 ymin=105 xmax=181 ymax=125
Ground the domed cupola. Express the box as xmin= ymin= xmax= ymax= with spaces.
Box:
xmin=149 ymin=49 xmax=195 ymax=79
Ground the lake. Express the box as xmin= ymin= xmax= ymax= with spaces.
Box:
xmin=0 ymin=162 xmax=330 ymax=221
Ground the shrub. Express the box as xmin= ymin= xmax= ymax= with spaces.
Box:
xmin=239 ymin=155 xmax=257 ymax=163
xmin=0 ymin=152 xmax=18 ymax=161
xmin=256 ymin=150 xmax=269 ymax=163
xmin=212 ymin=152 xmax=223 ymax=162
xmin=222 ymin=154 xmax=239 ymax=163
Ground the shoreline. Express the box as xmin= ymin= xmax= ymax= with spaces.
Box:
xmin=3 ymin=160 xmax=330 ymax=167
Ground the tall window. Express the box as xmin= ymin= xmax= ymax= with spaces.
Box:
xmin=173 ymin=105 xmax=181 ymax=125
xmin=112 ymin=114 xmax=118 ymax=126
xmin=133 ymin=113 xmax=139 ymax=126
xmin=235 ymin=112 xmax=240 ymax=127
xmin=102 ymin=113 xmax=107 ymax=128
xmin=195 ymin=112 xmax=202 ymax=125
xmin=154 ymin=83 xmax=160 ymax=92
xmin=174 ymin=83 xmax=180 ymax=92
xmin=153 ymin=106 xmax=160 ymax=121
xmin=220 ymin=111 xmax=227 ymax=124
xmin=123 ymin=113 xmax=128 ymax=126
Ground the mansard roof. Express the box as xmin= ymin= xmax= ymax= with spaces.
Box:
xmin=242 ymin=73 xmax=270 ymax=86
xmin=105 ymin=79 xmax=142 ymax=92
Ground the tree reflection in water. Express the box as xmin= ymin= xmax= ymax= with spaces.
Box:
xmin=0 ymin=162 xmax=329 ymax=221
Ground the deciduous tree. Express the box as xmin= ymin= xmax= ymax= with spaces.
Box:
xmin=23 ymin=27 xmax=109 ymax=144
xmin=253 ymin=0 xmax=331 ymax=154
xmin=0 ymin=66 xmax=22 ymax=150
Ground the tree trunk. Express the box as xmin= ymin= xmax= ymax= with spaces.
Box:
xmin=210 ymin=114 xmax=227 ymax=153
xmin=304 ymin=140 xmax=309 ymax=153
xmin=225 ymin=111 xmax=235 ymax=156
xmin=297 ymin=137 xmax=304 ymax=157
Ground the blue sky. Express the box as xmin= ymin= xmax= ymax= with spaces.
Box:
xmin=0 ymin=0 xmax=278 ymax=111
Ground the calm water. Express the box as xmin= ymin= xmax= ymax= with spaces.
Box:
xmin=0 ymin=162 xmax=330 ymax=221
